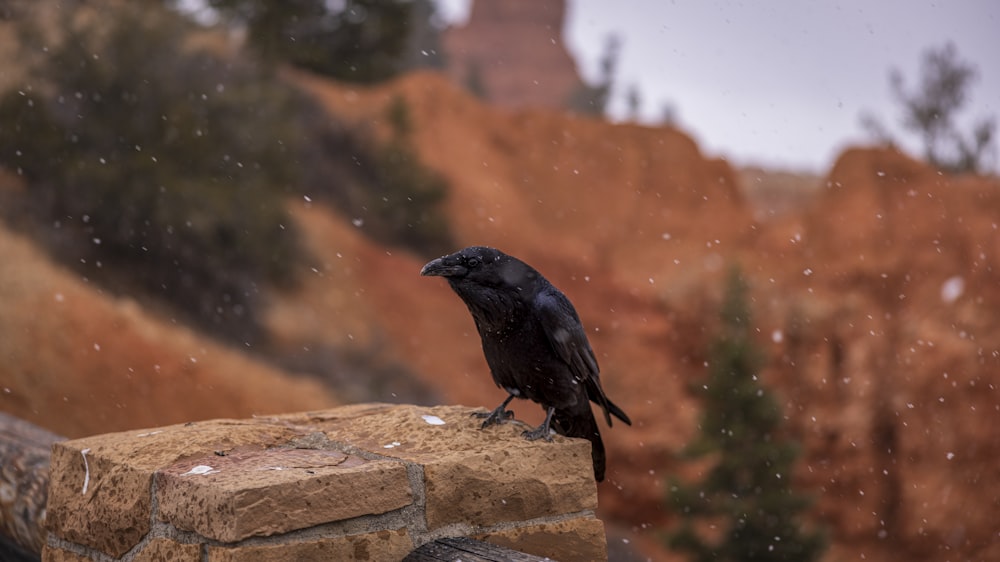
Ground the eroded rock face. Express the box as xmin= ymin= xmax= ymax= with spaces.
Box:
xmin=441 ymin=0 xmax=584 ymax=110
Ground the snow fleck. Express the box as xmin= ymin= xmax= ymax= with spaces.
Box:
xmin=946 ymin=452 xmax=955 ymax=460
xmin=940 ymin=276 xmax=964 ymax=303
xmin=771 ymin=330 xmax=783 ymax=343
xmin=80 ymin=449 xmax=92 ymax=494
xmin=93 ymin=343 xmax=101 ymax=351
xmin=421 ymin=414 xmax=446 ymax=426
xmin=352 ymin=218 xmax=364 ymax=227
xmin=803 ymin=268 xmax=813 ymax=276
xmin=182 ymin=465 xmax=219 ymax=476
xmin=661 ymin=232 xmax=672 ymax=240
xmin=303 ymin=195 xmax=312 ymax=203
xmin=54 ymin=293 xmax=64 ymax=303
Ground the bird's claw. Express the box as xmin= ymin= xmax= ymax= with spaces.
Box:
xmin=521 ymin=425 xmax=554 ymax=442
xmin=472 ymin=408 xmax=514 ymax=429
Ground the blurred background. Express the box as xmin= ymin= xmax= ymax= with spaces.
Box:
xmin=0 ymin=0 xmax=998 ymax=560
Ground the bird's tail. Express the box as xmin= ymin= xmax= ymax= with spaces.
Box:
xmin=553 ymin=408 xmax=606 ymax=482
xmin=585 ymin=379 xmax=632 ymax=427
xmin=605 ymin=397 xmax=632 ymax=426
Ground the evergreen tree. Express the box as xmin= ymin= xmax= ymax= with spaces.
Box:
xmin=860 ymin=42 xmax=996 ymax=174
xmin=200 ymin=0 xmax=443 ymax=83
xmin=665 ymin=267 xmax=826 ymax=562
xmin=0 ymin=4 xmax=303 ymax=343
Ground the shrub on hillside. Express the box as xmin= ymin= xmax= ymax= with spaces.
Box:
xmin=297 ymin=95 xmax=454 ymax=258
xmin=195 ymin=0 xmax=446 ymax=83
xmin=665 ymin=267 xmax=826 ymax=562
xmin=0 ymin=4 xmax=304 ymax=342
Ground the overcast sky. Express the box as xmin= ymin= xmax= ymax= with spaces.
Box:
xmin=435 ymin=0 xmax=999 ymax=172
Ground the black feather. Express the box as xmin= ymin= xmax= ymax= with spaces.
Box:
xmin=421 ymin=246 xmax=630 ymax=481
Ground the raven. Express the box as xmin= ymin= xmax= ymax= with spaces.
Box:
xmin=421 ymin=246 xmax=630 ymax=481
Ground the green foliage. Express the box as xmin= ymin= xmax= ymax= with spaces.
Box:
xmin=462 ymin=60 xmax=489 ymax=100
xmin=665 ymin=267 xmax=826 ymax=562
xmin=386 ymin=94 xmax=413 ymax=137
xmin=297 ymin=96 xmax=454 ymax=258
xmin=0 ymin=5 xmax=304 ymax=342
xmin=202 ymin=0 xmax=443 ymax=83
xmin=566 ymin=34 xmax=620 ymax=116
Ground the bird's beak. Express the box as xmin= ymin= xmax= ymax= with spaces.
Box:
xmin=420 ymin=257 xmax=466 ymax=278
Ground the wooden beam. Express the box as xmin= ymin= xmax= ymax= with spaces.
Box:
xmin=0 ymin=412 xmax=62 ymax=556
xmin=405 ymin=536 xmax=553 ymax=561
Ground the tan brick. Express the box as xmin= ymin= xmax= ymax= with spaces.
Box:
xmin=302 ymin=404 xmax=599 ymax=529
xmin=45 ymin=442 xmax=152 ymax=557
xmin=206 ymin=528 xmax=413 ymax=562
xmin=41 ymin=546 xmax=91 ymax=562
xmin=156 ymin=448 xmax=412 ymax=541
xmin=476 ymin=515 xmax=608 ymax=562
xmin=45 ymin=419 xmax=313 ymax=557
xmin=133 ymin=537 xmax=202 ymax=562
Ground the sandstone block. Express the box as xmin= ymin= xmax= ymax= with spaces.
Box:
xmin=45 ymin=419 xmax=316 ymax=556
xmin=305 ymin=404 xmax=598 ymax=529
xmin=45 ymin=442 xmax=151 ymax=557
xmin=156 ymin=447 xmax=412 ymax=542
xmin=41 ymin=546 xmax=91 ymax=562
xmin=205 ymin=528 xmax=413 ymax=562
xmin=133 ymin=538 xmax=202 ymax=562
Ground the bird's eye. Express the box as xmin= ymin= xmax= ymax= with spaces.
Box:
xmin=466 ymin=257 xmax=480 ymax=268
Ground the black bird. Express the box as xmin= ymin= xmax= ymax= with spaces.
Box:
xmin=420 ymin=246 xmax=631 ymax=481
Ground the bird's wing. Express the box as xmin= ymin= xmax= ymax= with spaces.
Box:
xmin=535 ymin=290 xmax=599 ymax=382
xmin=535 ymin=290 xmax=615 ymax=425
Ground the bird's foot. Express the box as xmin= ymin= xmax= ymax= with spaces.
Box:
xmin=472 ymin=407 xmax=514 ymax=429
xmin=521 ymin=424 xmax=554 ymax=442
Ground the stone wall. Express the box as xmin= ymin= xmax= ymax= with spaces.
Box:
xmin=42 ymin=404 xmax=607 ymax=561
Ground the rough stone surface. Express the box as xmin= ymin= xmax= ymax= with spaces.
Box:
xmin=45 ymin=443 xmax=151 ymax=557
xmin=43 ymin=404 xmax=605 ymax=560
xmin=441 ymin=0 xmax=582 ymax=110
xmin=476 ymin=516 xmax=608 ymax=562
xmin=205 ymin=528 xmax=412 ymax=562
xmin=133 ymin=538 xmax=202 ymax=562
xmin=287 ymin=404 xmax=599 ymax=529
xmin=45 ymin=419 xmax=314 ymax=556
xmin=156 ymin=447 xmax=412 ymax=541
xmin=40 ymin=547 xmax=91 ymax=562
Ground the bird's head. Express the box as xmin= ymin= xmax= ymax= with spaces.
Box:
xmin=420 ymin=246 xmax=538 ymax=292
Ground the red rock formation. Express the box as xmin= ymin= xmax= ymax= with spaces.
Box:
xmin=441 ymin=0 xmax=584 ymax=110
